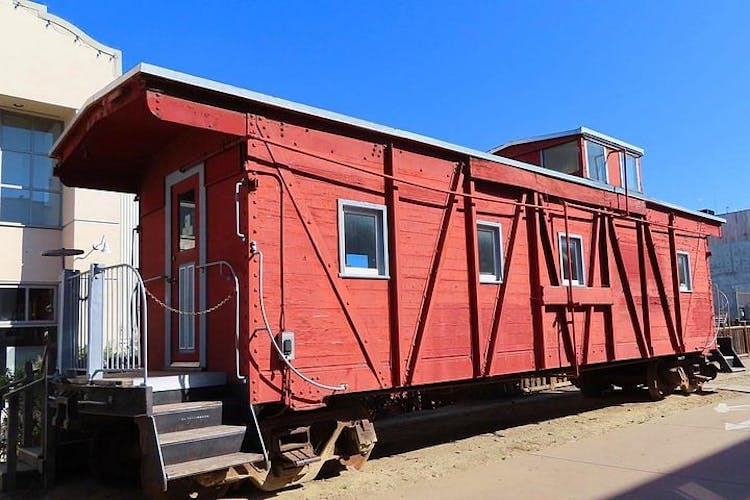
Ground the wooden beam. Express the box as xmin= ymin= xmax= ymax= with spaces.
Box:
xmin=404 ymin=166 xmax=462 ymax=385
xmin=384 ymin=145 xmax=403 ymax=386
xmin=463 ymin=168 xmax=483 ymax=377
xmin=275 ymin=167 xmax=387 ymax=388
xmin=668 ymin=213 xmax=685 ymax=352
xmin=482 ymin=193 xmax=526 ymax=376
xmin=637 ymin=221 xmax=654 ymax=355
xmin=643 ymin=225 xmax=681 ymax=352
xmin=526 ymin=192 xmax=547 ymax=370
xmin=607 ymin=217 xmax=650 ymax=358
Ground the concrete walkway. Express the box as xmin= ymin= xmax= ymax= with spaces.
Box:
xmin=387 ymin=392 xmax=750 ymax=499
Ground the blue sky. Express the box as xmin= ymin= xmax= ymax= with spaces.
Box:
xmin=45 ymin=1 xmax=750 ymax=213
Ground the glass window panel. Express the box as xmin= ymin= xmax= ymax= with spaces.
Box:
xmin=28 ymin=288 xmax=54 ymax=321
xmin=625 ymin=154 xmax=640 ymax=192
xmin=0 ymin=187 xmax=30 ymax=224
xmin=178 ymin=189 xmax=196 ymax=251
xmin=541 ymin=141 xmax=580 ymax=174
xmin=30 ymin=190 xmax=60 ymax=226
xmin=32 ymin=118 xmax=62 ymax=154
xmin=478 ymin=228 xmax=497 ymax=276
xmin=344 ymin=211 xmax=377 ymax=269
xmin=0 ymin=288 xmax=26 ymax=321
xmin=1 ymin=113 xmax=32 ymax=152
xmin=561 ymin=236 xmax=584 ymax=284
xmin=31 ymin=156 xmax=58 ymax=190
xmin=1 ymin=151 xmax=32 ymax=187
xmin=678 ymin=253 xmax=691 ymax=290
xmin=586 ymin=142 xmax=607 ymax=182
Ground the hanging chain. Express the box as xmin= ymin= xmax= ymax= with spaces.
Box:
xmin=144 ymin=286 xmax=234 ymax=316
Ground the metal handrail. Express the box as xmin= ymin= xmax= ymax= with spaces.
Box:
xmin=3 ymin=376 xmax=45 ymax=400
xmin=94 ymin=263 xmax=149 ymax=386
xmin=196 ymin=260 xmax=242 ymax=382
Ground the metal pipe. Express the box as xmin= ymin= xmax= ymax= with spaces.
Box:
xmin=250 ymin=246 xmax=347 ymax=392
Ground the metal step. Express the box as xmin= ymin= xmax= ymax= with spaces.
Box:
xmin=153 ymin=401 xmax=223 ymax=433
xmin=164 ymin=451 xmax=264 ymax=480
xmin=159 ymin=425 xmax=246 ymax=465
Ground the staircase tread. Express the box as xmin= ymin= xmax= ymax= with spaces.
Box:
xmin=153 ymin=401 xmax=222 ymax=414
xmin=160 ymin=424 xmax=246 ymax=445
xmin=165 ymin=452 xmax=264 ymax=480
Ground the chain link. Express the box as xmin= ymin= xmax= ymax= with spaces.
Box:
xmin=144 ymin=286 xmax=234 ymax=316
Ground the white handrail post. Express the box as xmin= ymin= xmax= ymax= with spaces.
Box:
xmin=87 ymin=263 xmax=105 ymax=381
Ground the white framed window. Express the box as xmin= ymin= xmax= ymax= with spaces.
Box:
xmin=338 ymin=199 xmax=389 ymax=278
xmin=558 ymin=233 xmax=585 ymax=286
xmin=541 ymin=141 xmax=580 ymax=175
xmin=677 ymin=251 xmax=692 ymax=292
xmin=585 ymin=140 xmax=608 ymax=183
xmin=477 ymin=221 xmax=503 ymax=283
xmin=620 ymin=153 xmax=642 ymax=193
xmin=0 ymin=110 xmax=63 ymax=227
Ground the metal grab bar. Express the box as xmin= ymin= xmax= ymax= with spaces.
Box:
xmin=235 ymin=180 xmax=247 ymax=241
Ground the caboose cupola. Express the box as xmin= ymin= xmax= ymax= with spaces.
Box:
xmin=490 ymin=127 xmax=645 ymax=194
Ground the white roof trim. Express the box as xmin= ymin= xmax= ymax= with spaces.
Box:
xmin=489 ymin=126 xmax=645 ymax=156
xmin=53 ymin=63 xmax=721 ymax=224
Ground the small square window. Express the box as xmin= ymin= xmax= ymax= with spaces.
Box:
xmin=559 ymin=233 xmax=585 ymax=286
xmin=677 ymin=252 xmax=692 ymax=292
xmin=338 ymin=200 xmax=389 ymax=278
xmin=477 ymin=221 xmax=503 ymax=283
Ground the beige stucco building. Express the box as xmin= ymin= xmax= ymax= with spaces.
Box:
xmin=0 ymin=0 xmax=137 ymax=371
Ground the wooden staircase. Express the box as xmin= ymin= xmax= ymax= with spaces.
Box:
xmin=151 ymin=399 xmax=264 ymax=484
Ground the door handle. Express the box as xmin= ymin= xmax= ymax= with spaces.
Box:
xmin=235 ymin=180 xmax=247 ymax=242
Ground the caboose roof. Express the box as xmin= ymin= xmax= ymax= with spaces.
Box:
xmin=52 ymin=63 xmax=723 ymax=224
xmin=489 ymin=127 xmax=645 ymax=156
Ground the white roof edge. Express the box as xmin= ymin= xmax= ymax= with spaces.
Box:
xmin=489 ymin=126 xmax=645 ymax=156
xmin=12 ymin=0 xmax=122 ymax=73
xmin=53 ymin=63 xmax=721 ymax=225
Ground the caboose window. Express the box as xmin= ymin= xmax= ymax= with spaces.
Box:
xmin=559 ymin=233 xmax=585 ymax=286
xmin=585 ymin=141 xmax=607 ymax=183
xmin=477 ymin=221 xmax=503 ymax=283
xmin=677 ymin=252 xmax=692 ymax=292
xmin=338 ymin=200 xmax=389 ymax=278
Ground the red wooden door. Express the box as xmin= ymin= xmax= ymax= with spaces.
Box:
xmin=170 ymin=175 xmax=200 ymax=364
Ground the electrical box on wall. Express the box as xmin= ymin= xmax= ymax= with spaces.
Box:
xmin=277 ymin=331 xmax=295 ymax=360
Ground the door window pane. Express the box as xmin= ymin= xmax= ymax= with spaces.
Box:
xmin=178 ymin=189 xmax=196 ymax=251
xmin=586 ymin=142 xmax=607 ymax=182
xmin=0 ymin=288 xmax=25 ymax=321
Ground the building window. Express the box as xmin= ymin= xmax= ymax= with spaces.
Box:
xmin=559 ymin=234 xmax=585 ymax=286
xmin=0 ymin=110 xmax=63 ymax=227
xmin=477 ymin=221 xmax=503 ymax=283
xmin=677 ymin=252 xmax=692 ymax=292
xmin=585 ymin=141 xmax=607 ymax=183
xmin=541 ymin=141 xmax=580 ymax=175
xmin=0 ymin=286 xmax=56 ymax=324
xmin=338 ymin=199 xmax=389 ymax=278
xmin=621 ymin=153 xmax=641 ymax=193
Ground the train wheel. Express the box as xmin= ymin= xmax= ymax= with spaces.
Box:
xmin=646 ymin=362 xmax=669 ymax=401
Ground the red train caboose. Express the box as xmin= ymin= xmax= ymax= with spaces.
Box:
xmin=50 ymin=64 xmax=723 ymax=494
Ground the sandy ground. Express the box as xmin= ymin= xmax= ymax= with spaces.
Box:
xmin=17 ymin=371 xmax=750 ymax=500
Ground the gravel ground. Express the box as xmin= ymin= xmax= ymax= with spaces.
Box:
xmin=16 ymin=371 xmax=750 ymax=500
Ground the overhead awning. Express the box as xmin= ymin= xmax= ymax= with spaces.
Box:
xmin=51 ymin=68 xmax=248 ymax=193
